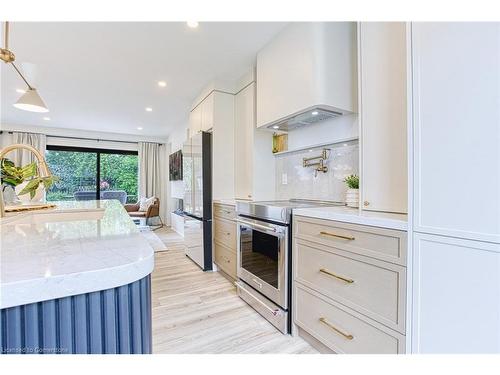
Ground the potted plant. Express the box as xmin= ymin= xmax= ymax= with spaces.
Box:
xmin=1 ymin=158 xmax=58 ymax=204
xmin=343 ymin=174 xmax=359 ymax=208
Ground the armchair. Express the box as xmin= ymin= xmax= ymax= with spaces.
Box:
xmin=124 ymin=197 xmax=164 ymax=230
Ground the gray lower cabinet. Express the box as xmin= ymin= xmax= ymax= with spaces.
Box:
xmin=293 ymin=216 xmax=407 ymax=354
xmin=0 ymin=275 xmax=152 ymax=354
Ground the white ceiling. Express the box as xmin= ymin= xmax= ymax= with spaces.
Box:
xmin=0 ymin=22 xmax=287 ymax=138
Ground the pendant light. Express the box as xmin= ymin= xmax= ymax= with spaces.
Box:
xmin=1 ymin=22 xmax=49 ymax=113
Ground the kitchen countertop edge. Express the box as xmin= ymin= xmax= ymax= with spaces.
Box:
xmin=293 ymin=206 xmax=408 ymax=231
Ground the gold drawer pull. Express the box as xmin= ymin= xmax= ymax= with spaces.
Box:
xmin=319 ymin=317 xmax=354 ymax=340
xmin=319 ymin=231 xmax=355 ymax=240
xmin=319 ymin=268 xmax=354 ymax=284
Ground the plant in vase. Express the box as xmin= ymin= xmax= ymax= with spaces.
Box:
xmin=343 ymin=174 xmax=359 ymax=208
xmin=1 ymin=158 xmax=58 ymax=204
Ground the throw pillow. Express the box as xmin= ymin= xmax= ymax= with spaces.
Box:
xmin=139 ymin=196 xmax=155 ymax=212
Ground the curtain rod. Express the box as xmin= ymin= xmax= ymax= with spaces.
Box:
xmin=0 ymin=131 xmax=164 ymax=146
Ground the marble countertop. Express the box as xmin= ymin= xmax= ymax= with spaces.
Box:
xmin=0 ymin=200 xmax=154 ymax=309
xmin=293 ymin=206 xmax=408 ymax=231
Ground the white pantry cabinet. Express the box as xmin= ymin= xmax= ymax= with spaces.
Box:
xmin=410 ymin=22 xmax=500 ymax=354
xmin=412 ymin=233 xmax=500 ymax=353
xmin=412 ymin=22 xmax=500 ymax=243
xmin=359 ymin=22 xmax=408 ymax=214
xmin=234 ymin=82 xmax=275 ymax=201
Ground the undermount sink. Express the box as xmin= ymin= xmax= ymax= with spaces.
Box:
xmin=1 ymin=208 xmax=106 ymax=226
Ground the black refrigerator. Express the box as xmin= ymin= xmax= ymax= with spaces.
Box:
xmin=182 ymin=131 xmax=212 ymax=270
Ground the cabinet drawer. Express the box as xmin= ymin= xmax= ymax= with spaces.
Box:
xmin=294 ymin=285 xmax=405 ymax=354
xmin=214 ymin=219 xmax=236 ymax=251
xmin=295 ymin=239 xmax=405 ymax=332
xmin=214 ymin=241 xmax=237 ymax=279
xmin=213 ymin=204 xmax=236 ymax=221
xmin=294 ymin=216 xmax=407 ymax=265
xmin=214 ymin=218 xmax=236 ymax=249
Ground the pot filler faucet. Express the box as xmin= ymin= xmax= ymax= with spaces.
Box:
xmin=303 ymin=148 xmax=330 ymax=177
xmin=0 ymin=143 xmax=53 ymax=218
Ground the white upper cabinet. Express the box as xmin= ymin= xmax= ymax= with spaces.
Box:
xmin=359 ymin=22 xmax=408 ymax=214
xmin=189 ymin=104 xmax=202 ymax=137
xmin=234 ymin=82 xmax=276 ymax=201
xmin=201 ymin=92 xmax=214 ymax=131
xmin=412 ymin=22 xmax=500 ymax=243
xmin=256 ymin=22 xmax=357 ymax=129
xmin=234 ymin=83 xmax=254 ymax=200
xmin=211 ymin=91 xmax=235 ymax=201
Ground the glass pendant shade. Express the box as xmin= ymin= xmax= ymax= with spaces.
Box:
xmin=13 ymin=88 xmax=49 ymax=113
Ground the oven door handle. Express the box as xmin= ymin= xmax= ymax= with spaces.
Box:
xmin=236 ymin=219 xmax=277 ymax=233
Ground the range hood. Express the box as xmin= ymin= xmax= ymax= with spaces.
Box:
xmin=256 ymin=22 xmax=357 ymax=131
xmin=265 ymin=107 xmax=344 ymax=132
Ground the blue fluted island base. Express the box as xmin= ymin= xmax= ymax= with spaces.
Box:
xmin=1 ymin=275 xmax=151 ymax=354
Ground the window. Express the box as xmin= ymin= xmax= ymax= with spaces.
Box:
xmin=45 ymin=146 xmax=138 ymax=204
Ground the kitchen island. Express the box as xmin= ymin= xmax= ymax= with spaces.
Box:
xmin=0 ymin=200 xmax=154 ymax=354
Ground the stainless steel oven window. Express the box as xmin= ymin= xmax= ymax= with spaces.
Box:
xmin=236 ymin=218 xmax=288 ymax=309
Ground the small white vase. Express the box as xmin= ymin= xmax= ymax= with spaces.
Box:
xmin=345 ymin=188 xmax=359 ymax=208
xmin=15 ymin=181 xmax=45 ymax=203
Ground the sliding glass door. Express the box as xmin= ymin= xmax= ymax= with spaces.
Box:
xmin=45 ymin=146 xmax=138 ymax=204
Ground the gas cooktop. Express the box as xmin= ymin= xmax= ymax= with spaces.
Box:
xmin=236 ymin=199 xmax=344 ymax=224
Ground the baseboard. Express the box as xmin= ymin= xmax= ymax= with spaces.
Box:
xmin=298 ymin=327 xmax=336 ymax=354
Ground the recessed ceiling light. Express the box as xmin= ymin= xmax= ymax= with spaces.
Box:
xmin=137 ymin=127 xmax=143 ymax=130
xmin=16 ymin=88 xmax=25 ymax=94
xmin=145 ymin=107 xmax=153 ymax=112
xmin=311 ymin=111 xmax=319 ymax=116
xmin=43 ymin=117 xmax=50 ymax=121
xmin=157 ymin=81 xmax=167 ymax=87
xmin=187 ymin=21 xmax=199 ymax=28
xmin=272 ymin=125 xmax=280 ymax=129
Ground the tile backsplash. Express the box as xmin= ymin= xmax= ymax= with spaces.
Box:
xmin=275 ymin=140 xmax=359 ymax=202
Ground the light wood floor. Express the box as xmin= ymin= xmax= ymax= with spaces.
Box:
xmin=151 ymin=227 xmax=317 ymax=354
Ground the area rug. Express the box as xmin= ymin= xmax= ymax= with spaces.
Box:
xmin=139 ymin=227 xmax=168 ymax=252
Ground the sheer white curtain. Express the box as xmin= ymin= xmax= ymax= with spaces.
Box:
xmin=138 ymin=142 xmax=161 ymax=198
xmin=10 ymin=132 xmax=47 ymax=165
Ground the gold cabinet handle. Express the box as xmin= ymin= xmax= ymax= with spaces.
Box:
xmin=319 ymin=268 xmax=354 ymax=284
xmin=319 ymin=231 xmax=355 ymax=241
xmin=319 ymin=317 xmax=354 ymax=340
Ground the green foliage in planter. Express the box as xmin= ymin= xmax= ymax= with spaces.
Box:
xmin=1 ymin=158 xmax=59 ymax=199
xmin=344 ymin=174 xmax=359 ymax=189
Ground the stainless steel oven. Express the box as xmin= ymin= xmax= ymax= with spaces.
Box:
xmin=235 ymin=200 xmax=342 ymax=334
xmin=236 ymin=217 xmax=289 ymax=309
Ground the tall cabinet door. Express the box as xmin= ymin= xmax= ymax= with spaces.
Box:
xmin=234 ymin=83 xmax=255 ymax=200
xmin=359 ymin=22 xmax=408 ymax=214
xmin=412 ymin=22 xmax=500 ymax=243
xmin=412 ymin=233 xmax=500 ymax=353
xmin=411 ymin=23 xmax=500 ymax=353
